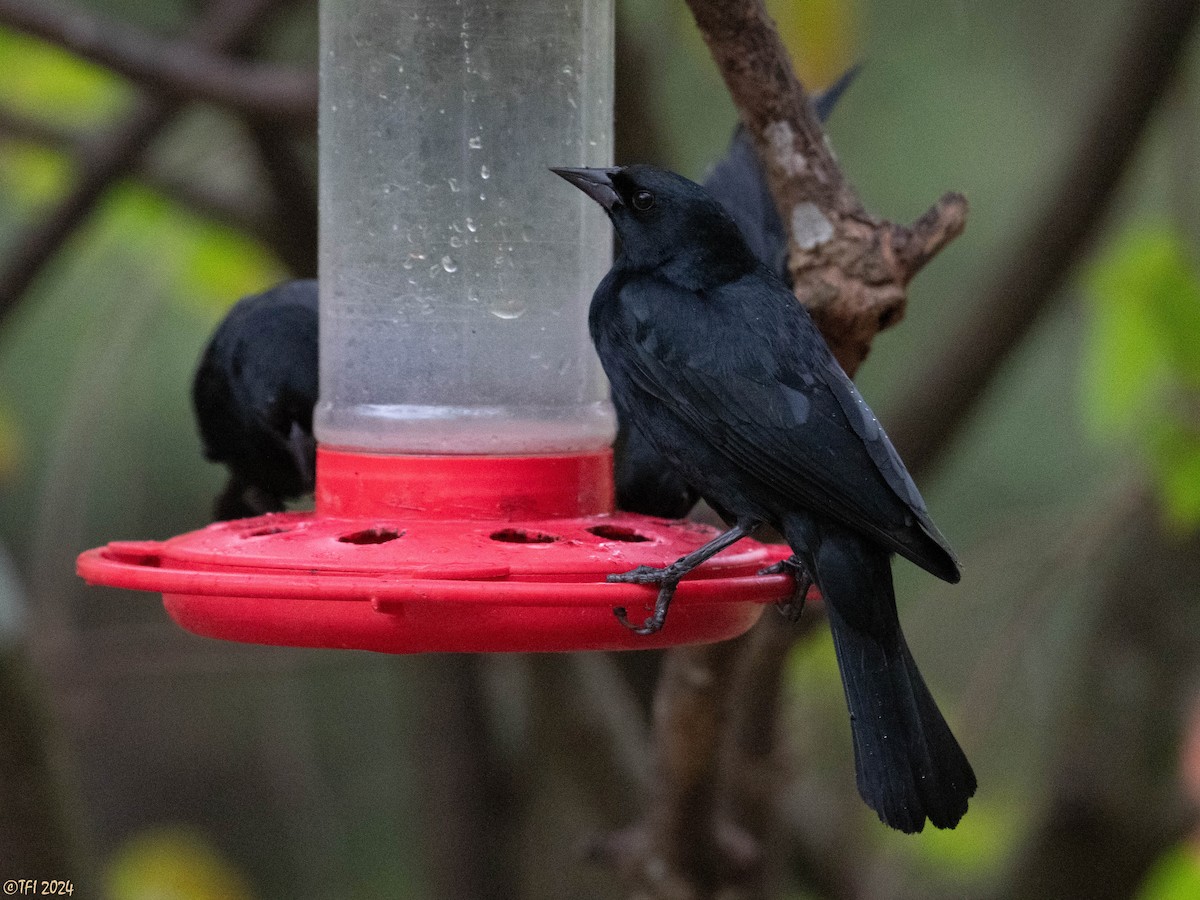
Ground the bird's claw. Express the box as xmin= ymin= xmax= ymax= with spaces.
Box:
xmin=612 ymin=580 xmax=678 ymax=635
xmin=613 ymin=606 xmax=664 ymax=635
xmin=758 ymin=556 xmax=812 ymax=623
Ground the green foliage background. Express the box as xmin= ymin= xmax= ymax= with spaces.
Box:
xmin=1 ymin=0 xmax=1198 ymax=897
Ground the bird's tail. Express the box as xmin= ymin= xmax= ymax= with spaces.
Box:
xmin=784 ymin=516 xmax=976 ymax=833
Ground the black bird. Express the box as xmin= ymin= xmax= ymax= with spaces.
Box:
xmin=615 ymin=68 xmax=859 ymax=517
xmin=552 ymin=164 xmax=975 ymax=833
xmin=193 ymin=279 xmax=318 ymax=520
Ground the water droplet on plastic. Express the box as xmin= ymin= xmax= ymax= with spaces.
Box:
xmin=561 ymin=65 xmax=573 ymax=75
xmin=448 ymin=178 xmax=460 ymax=192
xmin=465 ymin=217 xmax=477 ymax=232
xmin=520 ymin=227 xmax=532 ymax=242
xmin=567 ymin=97 xmax=577 ymax=109
xmin=489 ymin=298 xmax=527 ymax=320
xmin=468 ymin=136 xmax=483 ymax=150
xmin=441 ymin=255 xmax=459 ymax=273
xmin=480 ymin=165 xmax=490 ymax=179
xmin=479 ymin=193 xmax=486 ymax=201
xmin=449 ymin=236 xmax=463 ymax=248
xmin=467 ymin=288 xmax=480 ymax=303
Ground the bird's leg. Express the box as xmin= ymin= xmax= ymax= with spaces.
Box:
xmin=758 ymin=555 xmax=812 ymax=623
xmin=610 ymin=523 xmax=753 ymax=635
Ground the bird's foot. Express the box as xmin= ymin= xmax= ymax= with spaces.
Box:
xmin=758 ymin=556 xmax=812 ymax=623
xmin=613 ymin=581 xmax=679 ymax=636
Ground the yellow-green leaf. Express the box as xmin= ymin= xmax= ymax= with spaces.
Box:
xmin=0 ymin=30 xmax=132 ymax=128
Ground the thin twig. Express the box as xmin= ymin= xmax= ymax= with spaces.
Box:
xmin=886 ymin=0 xmax=1200 ymax=480
xmin=0 ymin=0 xmax=316 ymax=125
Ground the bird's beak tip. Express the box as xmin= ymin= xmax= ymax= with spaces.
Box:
xmin=551 ymin=166 xmax=622 ymax=211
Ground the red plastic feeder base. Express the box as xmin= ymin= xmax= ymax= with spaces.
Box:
xmin=76 ymin=449 xmax=794 ymax=652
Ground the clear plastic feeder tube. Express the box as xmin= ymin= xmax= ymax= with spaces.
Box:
xmin=317 ymin=0 xmax=616 ymax=454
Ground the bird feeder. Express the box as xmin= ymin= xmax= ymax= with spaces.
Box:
xmin=76 ymin=0 xmax=793 ymax=652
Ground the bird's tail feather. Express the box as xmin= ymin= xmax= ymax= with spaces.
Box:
xmin=786 ymin=516 xmax=976 ymax=832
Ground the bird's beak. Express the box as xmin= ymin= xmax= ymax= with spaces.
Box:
xmin=288 ymin=422 xmax=316 ymax=488
xmin=550 ymin=166 xmax=622 ymax=211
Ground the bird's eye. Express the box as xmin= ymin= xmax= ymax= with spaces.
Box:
xmin=631 ymin=190 xmax=655 ymax=211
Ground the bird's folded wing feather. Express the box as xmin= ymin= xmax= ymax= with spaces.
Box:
xmin=613 ymin=273 xmax=959 ymax=581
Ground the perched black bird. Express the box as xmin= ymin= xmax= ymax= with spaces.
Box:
xmin=552 ymin=164 xmax=975 ymax=833
xmin=615 ymin=69 xmax=858 ymax=517
xmin=193 ymin=279 xmax=318 ymax=520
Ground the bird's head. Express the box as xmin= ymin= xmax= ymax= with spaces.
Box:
xmin=551 ymin=164 xmax=758 ymax=285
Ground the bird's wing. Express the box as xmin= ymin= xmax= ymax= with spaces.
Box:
xmin=612 ymin=272 xmax=959 ymax=581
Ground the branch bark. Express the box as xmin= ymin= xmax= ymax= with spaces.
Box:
xmin=0 ymin=0 xmax=316 ymax=125
xmin=685 ymin=0 xmax=966 ymax=375
xmin=885 ymin=0 xmax=1200 ymax=480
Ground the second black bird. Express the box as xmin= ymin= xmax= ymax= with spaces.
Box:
xmin=193 ymin=279 xmax=318 ymax=520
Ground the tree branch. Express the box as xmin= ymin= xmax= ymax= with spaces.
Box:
xmin=244 ymin=118 xmax=318 ymax=276
xmin=0 ymin=0 xmax=316 ymax=125
xmin=0 ymin=106 xmax=278 ymax=242
xmin=0 ymin=0 xmax=293 ymax=330
xmin=595 ymin=640 xmax=757 ymax=898
xmin=886 ymin=0 xmax=1200 ymax=480
xmin=685 ymin=0 xmax=967 ymax=375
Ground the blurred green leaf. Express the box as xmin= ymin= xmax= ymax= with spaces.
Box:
xmin=0 ymin=29 xmax=132 ymax=128
xmin=183 ymin=224 xmax=287 ymax=315
xmin=767 ymin=0 xmax=860 ymax=89
xmin=0 ymin=143 xmax=74 ymax=208
xmin=906 ymin=796 xmax=1020 ymax=875
xmin=98 ymin=183 xmax=287 ymax=316
xmin=1083 ymin=224 xmax=1200 ymax=528
xmin=0 ymin=401 xmax=23 ymax=482
xmin=1137 ymin=843 xmax=1200 ymax=900
xmin=105 ymin=825 xmax=258 ymax=900
xmin=1081 ymin=224 xmax=1191 ymax=432
xmin=1149 ymin=416 xmax=1200 ymax=529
